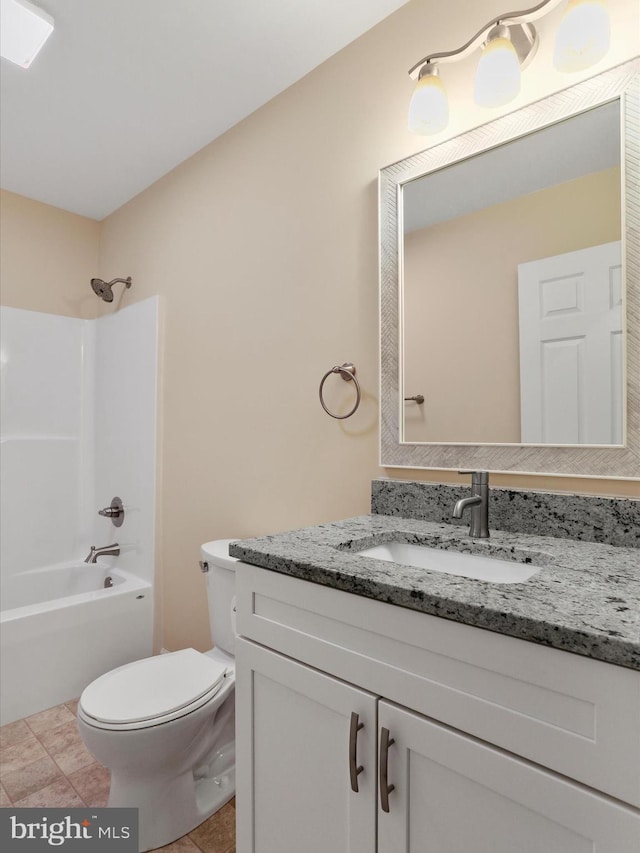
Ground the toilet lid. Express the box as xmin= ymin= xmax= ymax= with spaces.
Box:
xmin=80 ymin=648 xmax=228 ymax=725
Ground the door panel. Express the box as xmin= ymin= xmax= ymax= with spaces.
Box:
xmin=518 ymin=241 xmax=623 ymax=444
xmin=236 ymin=638 xmax=377 ymax=853
xmin=378 ymin=700 xmax=639 ymax=853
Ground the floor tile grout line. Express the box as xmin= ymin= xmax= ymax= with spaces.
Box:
xmin=50 ymin=751 xmax=97 ymax=780
xmin=31 ymin=716 xmax=97 ymax=768
xmin=25 ymin=714 xmax=78 ymax=739
xmin=2 ymin=754 xmax=103 ymax=808
xmin=12 ymin=781 xmax=90 ymax=810
xmin=0 ymin=731 xmax=40 ymax=760
xmin=4 ymin=758 xmax=66 ymax=805
xmin=0 ymin=732 xmax=33 ymax=750
xmin=2 ymin=757 xmax=92 ymax=809
xmin=66 ymin=771 xmax=97 ymax=808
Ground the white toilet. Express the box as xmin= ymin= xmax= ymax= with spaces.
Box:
xmin=77 ymin=540 xmax=238 ymax=852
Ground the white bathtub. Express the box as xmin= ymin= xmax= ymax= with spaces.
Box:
xmin=0 ymin=561 xmax=153 ymax=725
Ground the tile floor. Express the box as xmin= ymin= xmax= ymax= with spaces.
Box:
xmin=0 ymin=700 xmax=236 ymax=852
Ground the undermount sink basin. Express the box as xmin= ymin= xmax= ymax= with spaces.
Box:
xmin=356 ymin=541 xmax=541 ymax=584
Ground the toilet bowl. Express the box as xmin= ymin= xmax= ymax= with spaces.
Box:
xmin=77 ymin=540 xmax=238 ymax=852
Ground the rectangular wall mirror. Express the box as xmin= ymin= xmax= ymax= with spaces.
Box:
xmin=379 ymin=60 xmax=639 ymax=478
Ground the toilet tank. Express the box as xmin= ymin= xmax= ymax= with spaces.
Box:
xmin=200 ymin=539 xmax=239 ymax=657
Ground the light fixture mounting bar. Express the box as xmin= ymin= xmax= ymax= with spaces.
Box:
xmin=409 ymin=0 xmax=563 ymax=79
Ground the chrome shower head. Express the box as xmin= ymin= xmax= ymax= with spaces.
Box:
xmin=90 ymin=277 xmax=132 ymax=303
xmin=91 ymin=278 xmax=112 ymax=301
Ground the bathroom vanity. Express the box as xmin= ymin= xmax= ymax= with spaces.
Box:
xmin=231 ymin=485 xmax=640 ymax=853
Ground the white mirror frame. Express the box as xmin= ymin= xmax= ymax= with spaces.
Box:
xmin=379 ymin=60 xmax=639 ymax=479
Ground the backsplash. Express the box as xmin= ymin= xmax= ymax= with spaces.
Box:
xmin=371 ymin=479 xmax=639 ymax=549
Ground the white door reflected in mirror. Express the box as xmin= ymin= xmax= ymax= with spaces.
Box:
xmin=518 ymin=241 xmax=623 ymax=445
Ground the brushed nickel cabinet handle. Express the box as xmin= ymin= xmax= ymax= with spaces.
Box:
xmin=379 ymin=726 xmax=395 ymax=813
xmin=349 ymin=711 xmax=365 ymax=793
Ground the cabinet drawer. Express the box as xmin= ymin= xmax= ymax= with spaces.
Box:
xmin=237 ymin=563 xmax=640 ymax=806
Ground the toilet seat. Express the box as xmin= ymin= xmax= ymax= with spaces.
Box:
xmin=79 ymin=648 xmax=230 ymax=731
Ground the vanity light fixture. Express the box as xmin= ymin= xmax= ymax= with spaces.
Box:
xmin=554 ymin=0 xmax=611 ymax=71
xmin=408 ymin=0 xmax=611 ymax=134
xmin=407 ymin=64 xmax=449 ymax=134
xmin=474 ymin=25 xmax=523 ymax=107
xmin=0 ymin=0 xmax=54 ymax=69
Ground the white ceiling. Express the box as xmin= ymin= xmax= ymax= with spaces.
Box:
xmin=0 ymin=0 xmax=407 ymax=220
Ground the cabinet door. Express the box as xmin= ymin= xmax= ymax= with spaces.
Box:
xmin=236 ymin=638 xmax=377 ymax=853
xmin=378 ymin=700 xmax=640 ymax=853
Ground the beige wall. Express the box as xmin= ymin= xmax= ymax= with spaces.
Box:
xmin=0 ymin=190 xmax=100 ymax=318
xmin=2 ymin=0 xmax=639 ymax=651
xmin=403 ymin=167 xmax=621 ymax=442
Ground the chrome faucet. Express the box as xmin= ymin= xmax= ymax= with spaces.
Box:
xmin=452 ymin=471 xmax=490 ymax=538
xmin=84 ymin=543 xmax=120 ymax=564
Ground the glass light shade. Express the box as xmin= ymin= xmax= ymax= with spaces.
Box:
xmin=0 ymin=0 xmax=54 ymax=68
xmin=408 ymin=69 xmax=449 ymax=135
xmin=474 ymin=36 xmax=521 ymax=108
xmin=553 ymin=0 xmax=610 ymax=72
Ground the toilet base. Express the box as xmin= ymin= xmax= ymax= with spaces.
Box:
xmin=102 ymin=686 xmax=236 ymax=852
xmin=109 ymin=759 xmax=235 ymax=852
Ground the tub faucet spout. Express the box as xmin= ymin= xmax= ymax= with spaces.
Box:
xmin=84 ymin=543 xmax=120 ymax=564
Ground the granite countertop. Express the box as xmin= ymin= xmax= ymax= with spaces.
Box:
xmin=229 ymin=514 xmax=640 ymax=671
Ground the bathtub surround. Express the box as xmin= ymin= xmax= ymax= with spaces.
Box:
xmin=92 ymin=299 xmax=158 ymax=589
xmin=0 ymin=309 xmax=88 ymax=574
xmin=0 ymin=299 xmax=159 ymax=724
xmin=0 ymin=299 xmax=158 ymax=585
xmin=371 ymin=479 xmax=640 ymax=547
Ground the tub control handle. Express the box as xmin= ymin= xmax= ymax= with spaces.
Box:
xmin=98 ymin=497 xmax=125 ymax=527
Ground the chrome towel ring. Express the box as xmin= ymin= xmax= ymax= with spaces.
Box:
xmin=319 ymin=363 xmax=361 ymax=419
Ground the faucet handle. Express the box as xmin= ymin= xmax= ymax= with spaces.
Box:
xmin=98 ymin=497 xmax=125 ymax=527
xmin=458 ymin=471 xmax=489 ymax=484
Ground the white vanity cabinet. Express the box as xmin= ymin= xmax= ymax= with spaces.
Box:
xmin=236 ymin=639 xmax=377 ymax=853
xmin=235 ymin=564 xmax=640 ymax=853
